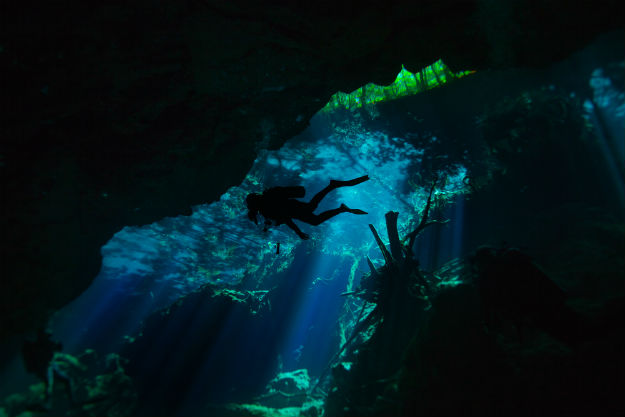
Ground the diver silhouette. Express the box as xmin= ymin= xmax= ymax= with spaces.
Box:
xmin=246 ymin=175 xmax=370 ymax=240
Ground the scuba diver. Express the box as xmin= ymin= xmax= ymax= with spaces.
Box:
xmin=246 ymin=175 xmax=370 ymax=240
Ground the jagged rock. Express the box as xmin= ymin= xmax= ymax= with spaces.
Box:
xmin=399 ymin=249 xmax=625 ymax=417
xmin=205 ymin=399 xmax=324 ymax=417
xmin=1 ymin=0 xmax=623 ymax=342
xmin=323 ymin=237 xmax=625 ymax=417
xmin=257 ymin=369 xmax=311 ymax=408
xmin=201 ymin=369 xmax=323 ymax=416
xmin=0 ymin=350 xmax=136 ymax=417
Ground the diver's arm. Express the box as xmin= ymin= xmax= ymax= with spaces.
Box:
xmin=285 ymin=219 xmax=309 ymax=240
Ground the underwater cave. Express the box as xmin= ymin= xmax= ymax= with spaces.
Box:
xmin=1 ymin=2 xmax=624 ymax=417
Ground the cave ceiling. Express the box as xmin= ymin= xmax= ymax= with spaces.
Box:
xmin=1 ymin=0 xmax=622 ymax=340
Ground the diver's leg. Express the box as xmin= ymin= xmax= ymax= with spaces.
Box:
xmin=307 ymin=184 xmax=336 ymax=211
xmin=308 ymin=175 xmax=370 ymax=210
xmin=301 ymin=204 xmax=367 ymax=225
xmin=302 ymin=208 xmax=345 ymax=225
xmin=339 ymin=203 xmax=367 ymax=215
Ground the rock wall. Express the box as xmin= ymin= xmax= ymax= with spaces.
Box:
xmin=1 ymin=0 xmax=622 ymax=340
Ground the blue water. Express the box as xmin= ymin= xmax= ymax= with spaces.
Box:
xmin=1 ymin=30 xmax=623 ymax=417
xmin=49 ymin=115 xmax=471 ymax=359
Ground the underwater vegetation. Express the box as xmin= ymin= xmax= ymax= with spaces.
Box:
xmin=320 ymin=60 xmax=475 ymax=114
xmin=1 ymin=30 xmax=624 ymax=417
xmin=2 ymin=344 xmax=135 ymax=417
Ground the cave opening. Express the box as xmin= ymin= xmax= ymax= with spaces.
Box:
xmin=2 ymin=30 xmax=624 ymax=417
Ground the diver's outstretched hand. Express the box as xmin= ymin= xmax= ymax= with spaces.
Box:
xmin=330 ymin=175 xmax=369 ymax=187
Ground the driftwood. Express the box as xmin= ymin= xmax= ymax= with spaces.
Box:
xmin=369 ymin=224 xmax=393 ymax=265
xmin=312 ymin=178 xmax=448 ymax=395
xmin=404 ymin=178 xmax=450 ymax=252
xmin=362 ymin=176 xmax=447 ymax=303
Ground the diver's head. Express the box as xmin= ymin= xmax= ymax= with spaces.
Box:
xmin=245 ymin=193 xmax=262 ymax=224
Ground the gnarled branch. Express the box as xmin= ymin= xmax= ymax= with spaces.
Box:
xmin=405 ymin=177 xmax=444 ymax=252
xmin=369 ymin=224 xmax=392 ymax=265
xmin=385 ymin=211 xmax=403 ymax=262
